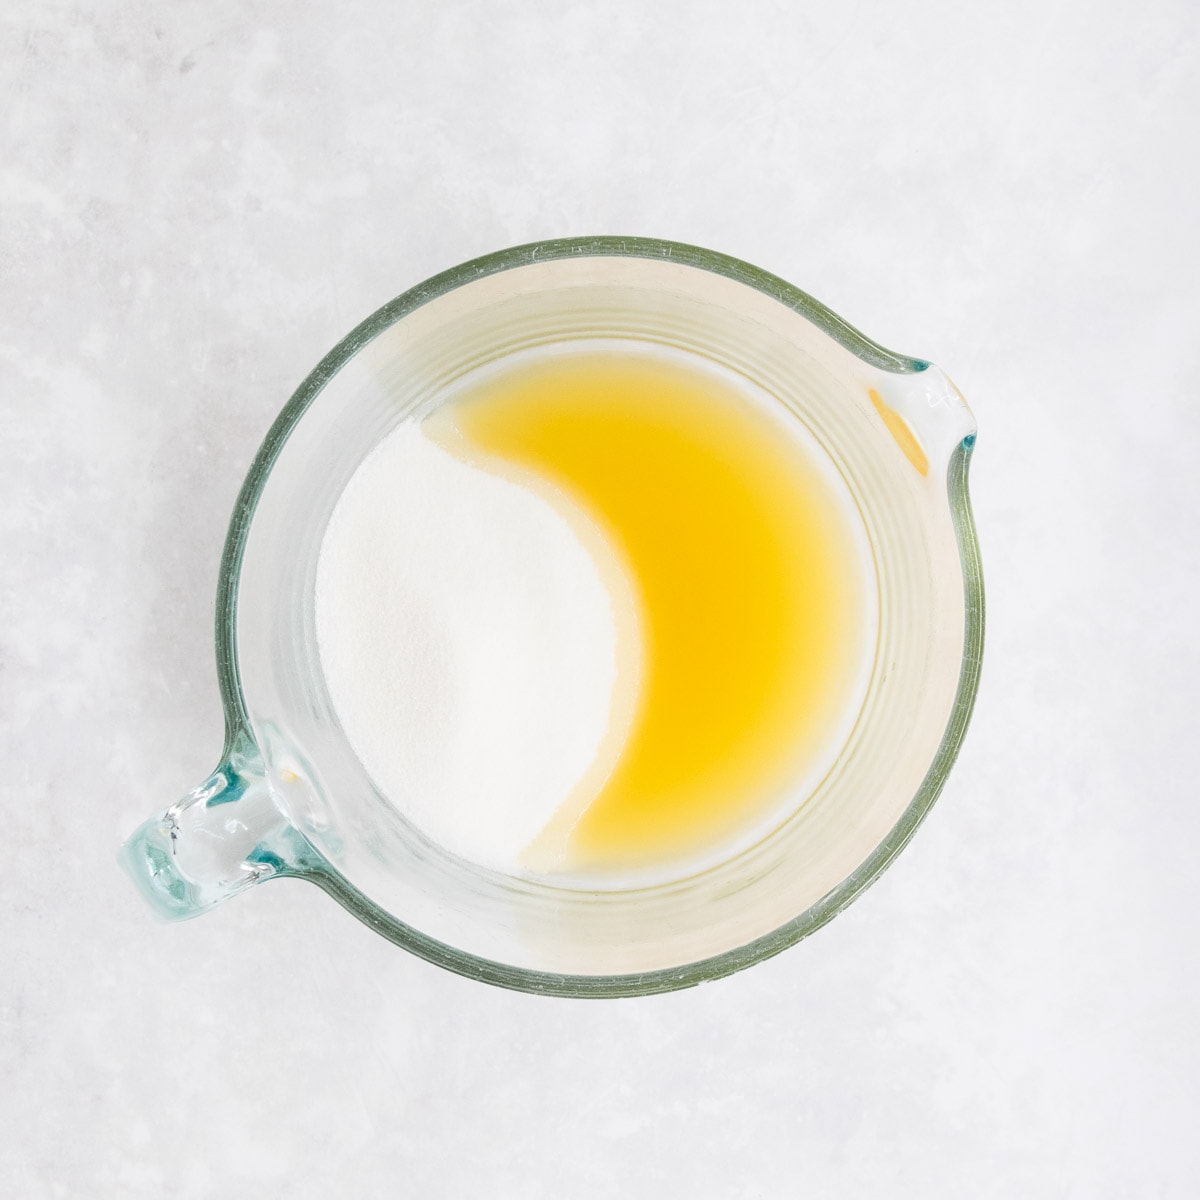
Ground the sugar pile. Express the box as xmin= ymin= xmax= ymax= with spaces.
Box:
xmin=315 ymin=422 xmax=633 ymax=872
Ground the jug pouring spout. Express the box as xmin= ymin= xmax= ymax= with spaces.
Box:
xmin=867 ymin=363 xmax=976 ymax=481
xmin=120 ymin=730 xmax=311 ymax=920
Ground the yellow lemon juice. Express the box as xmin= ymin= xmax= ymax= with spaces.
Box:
xmin=428 ymin=348 xmax=871 ymax=875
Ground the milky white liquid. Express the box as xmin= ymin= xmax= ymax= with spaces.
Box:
xmin=315 ymin=422 xmax=639 ymax=872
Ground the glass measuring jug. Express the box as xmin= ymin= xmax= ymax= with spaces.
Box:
xmin=121 ymin=237 xmax=983 ymax=996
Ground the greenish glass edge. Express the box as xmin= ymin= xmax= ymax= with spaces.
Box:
xmin=213 ymin=236 xmax=983 ymax=997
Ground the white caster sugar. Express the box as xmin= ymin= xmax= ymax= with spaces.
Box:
xmin=315 ymin=422 xmax=636 ymax=873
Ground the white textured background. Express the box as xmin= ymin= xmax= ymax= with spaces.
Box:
xmin=3 ymin=1 xmax=1198 ymax=1195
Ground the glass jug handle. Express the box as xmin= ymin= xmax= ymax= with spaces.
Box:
xmin=120 ymin=730 xmax=316 ymax=920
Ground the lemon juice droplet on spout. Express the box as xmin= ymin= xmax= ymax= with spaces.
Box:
xmin=431 ymin=349 xmax=871 ymax=876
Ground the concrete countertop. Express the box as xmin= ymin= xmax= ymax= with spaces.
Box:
xmin=3 ymin=1 xmax=1197 ymax=1195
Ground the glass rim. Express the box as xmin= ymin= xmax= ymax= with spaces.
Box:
xmin=213 ymin=235 xmax=984 ymax=997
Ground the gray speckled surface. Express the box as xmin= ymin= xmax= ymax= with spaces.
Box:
xmin=3 ymin=1 xmax=1198 ymax=1195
